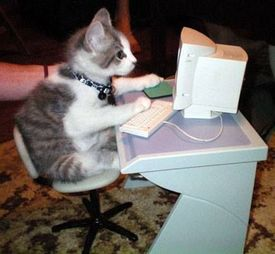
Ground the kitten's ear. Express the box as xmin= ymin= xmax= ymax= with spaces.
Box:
xmin=85 ymin=21 xmax=105 ymax=51
xmin=92 ymin=8 xmax=112 ymax=27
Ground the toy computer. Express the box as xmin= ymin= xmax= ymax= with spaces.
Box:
xmin=173 ymin=27 xmax=248 ymax=119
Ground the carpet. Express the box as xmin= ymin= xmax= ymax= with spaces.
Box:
xmin=0 ymin=134 xmax=274 ymax=254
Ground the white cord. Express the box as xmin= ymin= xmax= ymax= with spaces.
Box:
xmin=163 ymin=115 xmax=224 ymax=142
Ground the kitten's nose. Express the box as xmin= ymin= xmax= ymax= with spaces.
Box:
xmin=128 ymin=52 xmax=137 ymax=64
xmin=132 ymin=55 xmax=137 ymax=64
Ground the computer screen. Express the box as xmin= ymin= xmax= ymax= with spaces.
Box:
xmin=173 ymin=27 xmax=248 ymax=119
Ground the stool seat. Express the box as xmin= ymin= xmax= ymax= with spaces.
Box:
xmin=13 ymin=126 xmax=38 ymax=178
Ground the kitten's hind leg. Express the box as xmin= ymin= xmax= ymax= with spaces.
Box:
xmin=77 ymin=150 xmax=120 ymax=178
xmin=48 ymin=151 xmax=119 ymax=182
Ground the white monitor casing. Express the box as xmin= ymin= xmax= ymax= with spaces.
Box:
xmin=173 ymin=27 xmax=248 ymax=119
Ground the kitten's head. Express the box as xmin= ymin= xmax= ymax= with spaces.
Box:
xmin=67 ymin=8 xmax=137 ymax=79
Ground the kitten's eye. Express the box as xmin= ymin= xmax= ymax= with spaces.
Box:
xmin=116 ymin=50 xmax=126 ymax=60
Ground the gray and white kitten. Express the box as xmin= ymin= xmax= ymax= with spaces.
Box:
xmin=15 ymin=8 xmax=162 ymax=182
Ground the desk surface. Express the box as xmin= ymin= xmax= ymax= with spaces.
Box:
xmin=116 ymin=92 xmax=267 ymax=174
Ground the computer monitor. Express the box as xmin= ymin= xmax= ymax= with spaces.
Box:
xmin=173 ymin=27 xmax=248 ymax=119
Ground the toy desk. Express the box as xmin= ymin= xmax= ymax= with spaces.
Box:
xmin=116 ymin=92 xmax=268 ymax=254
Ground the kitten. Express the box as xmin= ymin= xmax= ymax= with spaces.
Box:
xmin=15 ymin=8 xmax=162 ymax=182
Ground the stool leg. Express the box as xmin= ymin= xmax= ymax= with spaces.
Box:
xmin=103 ymin=202 xmax=132 ymax=219
xmin=103 ymin=219 xmax=138 ymax=241
xmin=82 ymin=197 xmax=96 ymax=218
xmin=52 ymin=218 xmax=90 ymax=232
xmin=82 ymin=190 xmax=101 ymax=218
xmin=82 ymin=221 xmax=99 ymax=254
xmin=89 ymin=190 xmax=100 ymax=214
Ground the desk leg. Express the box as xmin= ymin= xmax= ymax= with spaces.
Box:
xmin=143 ymin=162 xmax=257 ymax=254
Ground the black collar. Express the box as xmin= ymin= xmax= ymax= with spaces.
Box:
xmin=60 ymin=66 xmax=115 ymax=103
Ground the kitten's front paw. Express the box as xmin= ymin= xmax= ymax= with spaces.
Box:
xmin=143 ymin=74 xmax=164 ymax=88
xmin=134 ymin=97 xmax=151 ymax=113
